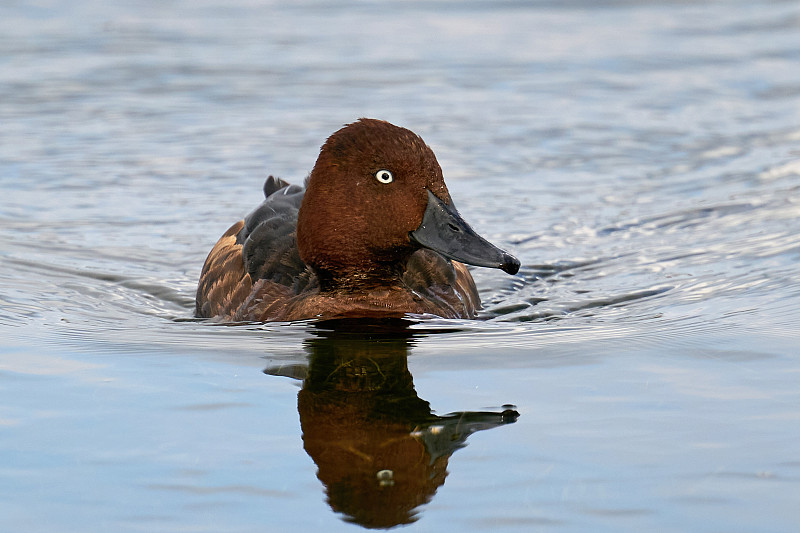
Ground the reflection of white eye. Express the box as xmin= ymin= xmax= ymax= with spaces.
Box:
xmin=375 ymin=169 xmax=393 ymax=184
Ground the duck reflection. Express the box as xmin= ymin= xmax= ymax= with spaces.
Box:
xmin=266 ymin=319 xmax=519 ymax=529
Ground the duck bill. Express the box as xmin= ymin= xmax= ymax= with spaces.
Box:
xmin=410 ymin=190 xmax=520 ymax=275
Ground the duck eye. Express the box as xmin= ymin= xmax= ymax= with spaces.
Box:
xmin=374 ymin=169 xmax=394 ymax=184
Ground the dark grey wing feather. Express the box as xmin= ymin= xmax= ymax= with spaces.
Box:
xmin=238 ymin=177 xmax=317 ymax=292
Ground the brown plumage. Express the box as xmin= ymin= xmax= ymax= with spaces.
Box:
xmin=195 ymin=119 xmax=518 ymax=322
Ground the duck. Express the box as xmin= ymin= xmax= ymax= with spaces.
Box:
xmin=195 ymin=118 xmax=519 ymax=322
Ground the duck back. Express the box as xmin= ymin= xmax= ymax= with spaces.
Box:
xmin=195 ymin=176 xmax=315 ymax=320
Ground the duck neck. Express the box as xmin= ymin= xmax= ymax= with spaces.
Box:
xmin=314 ymin=261 xmax=408 ymax=294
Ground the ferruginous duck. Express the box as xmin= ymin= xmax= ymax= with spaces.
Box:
xmin=195 ymin=118 xmax=519 ymax=321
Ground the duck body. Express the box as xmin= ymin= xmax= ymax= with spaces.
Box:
xmin=195 ymin=119 xmax=518 ymax=322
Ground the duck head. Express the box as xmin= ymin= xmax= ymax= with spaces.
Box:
xmin=296 ymin=119 xmax=519 ymax=290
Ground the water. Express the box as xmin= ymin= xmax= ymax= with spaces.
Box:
xmin=2 ymin=1 xmax=800 ymax=531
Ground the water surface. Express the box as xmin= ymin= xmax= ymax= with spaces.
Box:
xmin=2 ymin=1 xmax=800 ymax=531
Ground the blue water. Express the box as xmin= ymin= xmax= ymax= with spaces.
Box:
xmin=2 ymin=1 xmax=800 ymax=531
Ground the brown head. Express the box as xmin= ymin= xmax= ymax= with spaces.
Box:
xmin=296 ymin=118 xmax=519 ymax=290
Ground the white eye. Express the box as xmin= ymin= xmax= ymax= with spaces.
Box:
xmin=374 ymin=169 xmax=393 ymax=184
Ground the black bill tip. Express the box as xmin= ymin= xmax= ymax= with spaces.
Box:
xmin=500 ymin=252 xmax=520 ymax=275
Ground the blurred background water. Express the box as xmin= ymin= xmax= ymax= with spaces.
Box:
xmin=1 ymin=0 xmax=800 ymax=531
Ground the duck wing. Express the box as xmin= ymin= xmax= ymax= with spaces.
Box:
xmin=240 ymin=177 xmax=312 ymax=289
xmin=195 ymin=176 xmax=315 ymax=319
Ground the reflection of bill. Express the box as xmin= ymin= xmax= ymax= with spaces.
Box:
xmin=265 ymin=321 xmax=519 ymax=529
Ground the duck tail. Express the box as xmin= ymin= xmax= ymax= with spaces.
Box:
xmin=263 ymin=175 xmax=291 ymax=198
